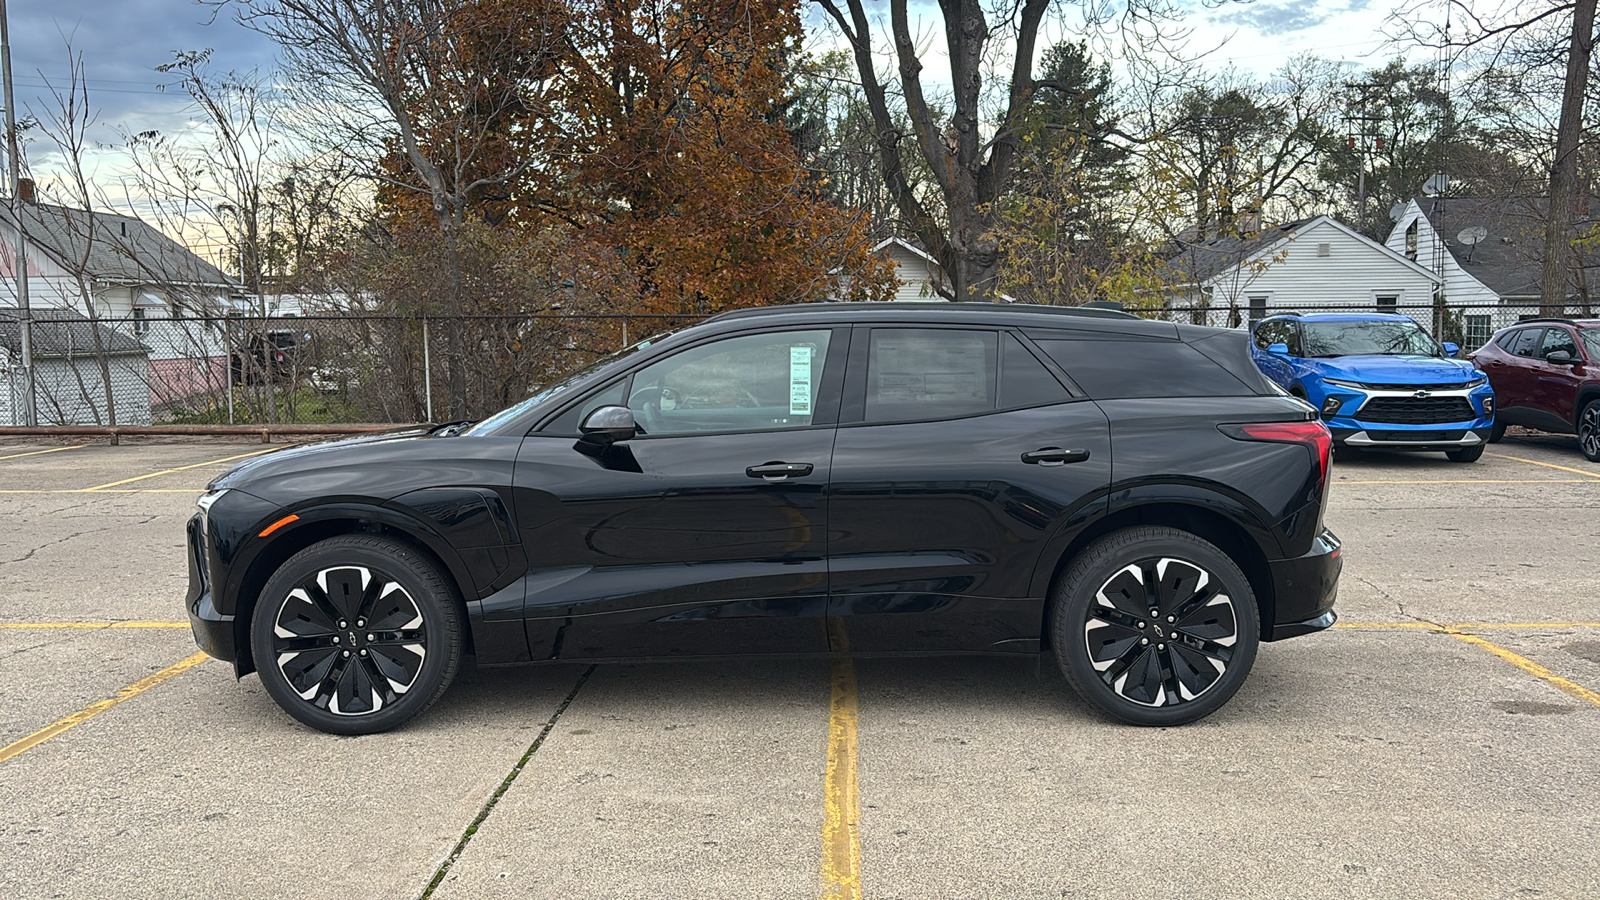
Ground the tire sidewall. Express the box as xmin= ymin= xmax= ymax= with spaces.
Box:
xmin=1581 ymin=401 xmax=1600 ymax=462
xmin=250 ymin=536 xmax=461 ymax=735
xmin=1052 ymin=526 xmax=1260 ymax=727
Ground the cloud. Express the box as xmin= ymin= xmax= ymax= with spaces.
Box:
xmin=1212 ymin=2 xmax=1333 ymax=37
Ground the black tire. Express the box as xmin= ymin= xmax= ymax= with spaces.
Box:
xmin=1446 ymin=443 xmax=1485 ymax=463
xmin=1052 ymin=526 xmax=1260 ymax=726
xmin=1488 ymin=421 xmax=1505 ymax=444
xmin=1332 ymin=443 xmax=1360 ymax=461
xmin=250 ymin=535 xmax=462 ymax=735
xmin=1580 ymin=400 xmax=1600 ymax=462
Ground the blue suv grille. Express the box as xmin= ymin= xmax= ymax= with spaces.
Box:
xmin=1358 ymin=396 xmax=1475 ymax=424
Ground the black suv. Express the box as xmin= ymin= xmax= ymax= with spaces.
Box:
xmin=186 ymin=303 xmax=1341 ymax=733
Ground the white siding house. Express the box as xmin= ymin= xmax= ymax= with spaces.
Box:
xmin=1162 ymin=215 xmax=1441 ymax=327
xmin=0 ymin=308 xmax=152 ymax=425
xmin=0 ymin=192 xmax=247 ymax=412
xmin=872 ymin=237 xmax=948 ymax=301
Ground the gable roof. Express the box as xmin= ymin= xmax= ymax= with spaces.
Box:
xmin=1162 ymin=215 xmax=1440 ymax=287
xmin=1 ymin=201 xmax=242 ymax=291
xmin=0 ymin=307 xmax=150 ymax=358
xmin=1407 ymin=195 xmax=1600 ymax=299
xmin=871 ymin=236 xmax=942 ymax=270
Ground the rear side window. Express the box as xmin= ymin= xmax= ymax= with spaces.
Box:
xmin=1509 ymin=328 xmax=1545 ymax=358
xmin=1000 ymin=334 xmax=1071 ymax=409
xmin=1035 ymin=339 xmax=1254 ymax=399
xmin=865 ymin=329 xmax=996 ymax=423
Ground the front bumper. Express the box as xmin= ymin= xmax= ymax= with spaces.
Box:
xmin=186 ymin=512 xmax=237 ymax=663
xmin=1318 ymin=382 xmax=1494 ymax=450
xmin=1332 ymin=426 xmax=1494 ymax=451
xmin=1266 ymin=527 xmax=1341 ymax=641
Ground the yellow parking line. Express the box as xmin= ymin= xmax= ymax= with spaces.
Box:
xmin=0 ymin=652 xmax=209 ymax=765
xmin=1336 ymin=621 xmax=1600 ymax=631
xmin=0 ymin=621 xmax=189 ymax=629
xmin=1337 ymin=479 xmax=1594 ymax=485
xmin=1487 ymin=452 xmax=1600 ymax=480
xmin=0 ymin=445 xmax=83 ymax=462
xmin=81 ymin=449 xmax=273 ymax=491
xmin=1448 ymin=632 xmax=1600 ymax=708
xmin=821 ymin=659 xmax=861 ymax=900
xmin=0 ymin=489 xmax=208 ymax=494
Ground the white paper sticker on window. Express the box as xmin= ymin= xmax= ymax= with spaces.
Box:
xmin=790 ymin=346 xmax=813 ymax=415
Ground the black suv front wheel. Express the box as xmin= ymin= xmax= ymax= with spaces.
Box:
xmin=1580 ymin=400 xmax=1600 ymax=462
xmin=250 ymin=535 xmax=463 ymax=735
xmin=1053 ymin=527 xmax=1260 ymax=726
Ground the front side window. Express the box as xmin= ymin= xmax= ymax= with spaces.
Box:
xmin=627 ymin=330 xmax=831 ymax=435
xmin=1540 ymin=327 xmax=1579 ymax=360
xmin=1300 ymin=320 xmax=1439 ymax=357
xmin=1581 ymin=329 xmax=1600 ymax=362
xmin=865 ymin=329 xmax=996 ymax=424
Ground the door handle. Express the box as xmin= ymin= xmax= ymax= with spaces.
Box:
xmin=746 ymin=461 xmax=814 ymax=480
xmin=1021 ymin=447 xmax=1090 ymax=466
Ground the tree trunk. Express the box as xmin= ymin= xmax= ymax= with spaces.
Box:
xmin=1541 ymin=0 xmax=1597 ymax=316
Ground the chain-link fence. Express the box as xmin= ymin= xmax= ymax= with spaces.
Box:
xmin=1 ymin=301 xmax=1590 ymax=426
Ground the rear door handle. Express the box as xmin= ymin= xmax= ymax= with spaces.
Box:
xmin=746 ymin=462 xmax=814 ymax=480
xmin=1021 ymin=447 xmax=1090 ymax=466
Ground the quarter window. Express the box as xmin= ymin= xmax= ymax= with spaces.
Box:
xmin=864 ymin=329 xmax=996 ymax=423
xmin=625 ymin=330 xmax=831 ymax=435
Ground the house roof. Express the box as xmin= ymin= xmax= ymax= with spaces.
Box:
xmin=1 ymin=200 xmax=242 ymax=291
xmin=0 ymin=307 xmax=150 ymax=358
xmin=1408 ymin=195 xmax=1600 ymax=299
xmin=1162 ymin=215 xmax=1440 ymax=287
xmin=870 ymin=237 xmax=942 ymax=269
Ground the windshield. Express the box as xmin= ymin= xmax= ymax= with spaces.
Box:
xmin=462 ymin=331 xmax=673 ymax=436
xmin=1582 ymin=330 xmax=1600 ymax=361
xmin=1300 ymin=321 xmax=1440 ymax=358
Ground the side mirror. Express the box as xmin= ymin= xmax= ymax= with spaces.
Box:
xmin=580 ymin=405 xmax=637 ymax=443
xmin=1442 ymin=342 xmax=1461 ymax=358
xmin=1266 ymin=342 xmax=1290 ymax=357
xmin=1545 ymin=349 xmax=1579 ymax=366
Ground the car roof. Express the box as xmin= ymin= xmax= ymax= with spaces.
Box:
xmin=1261 ymin=312 xmax=1417 ymax=323
xmin=701 ymin=301 xmax=1203 ymax=340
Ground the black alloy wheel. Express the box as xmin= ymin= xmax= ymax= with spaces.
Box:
xmin=1581 ymin=400 xmax=1600 ymax=462
xmin=1053 ymin=527 xmax=1260 ymax=726
xmin=1446 ymin=443 xmax=1485 ymax=463
xmin=251 ymin=535 xmax=462 ymax=735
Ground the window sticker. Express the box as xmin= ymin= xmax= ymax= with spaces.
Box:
xmin=790 ymin=346 xmax=813 ymax=415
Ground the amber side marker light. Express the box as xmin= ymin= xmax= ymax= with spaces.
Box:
xmin=259 ymin=514 xmax=300 ymax=538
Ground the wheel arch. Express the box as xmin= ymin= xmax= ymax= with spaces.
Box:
xmin=1036 ymin=501 xmax=1277 ymax=658
xmin=229 ymin=504 xmax=476 ymax=677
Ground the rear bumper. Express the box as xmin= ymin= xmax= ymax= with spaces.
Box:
xmin=1266 ymin=528 xmax=1341 ymax=641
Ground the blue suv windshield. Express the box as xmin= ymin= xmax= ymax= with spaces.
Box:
xmin=1300 ymin=321 xmax=1439 ymax=358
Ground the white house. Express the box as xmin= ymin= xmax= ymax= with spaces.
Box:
xmin=0 ymin=308 xmax=152 ymax=425
xmin=1161 ymin=215 xmax=1442 ymax=328
xmin=0 ymin=187 xmax=247 ymax=410
xmin=871 ymin=237 xmax=948 ymax=301
xmin=1385 ymin=196 xmax=1599 ymax=347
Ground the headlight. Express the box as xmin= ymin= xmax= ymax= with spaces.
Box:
xmin=196 ymin=489 xmax=228 ymax=537
xmin=1466 ymin=374 xmax=1488 ymax=386
xmin=1323 ymin=378 xmax=1365 ymax=389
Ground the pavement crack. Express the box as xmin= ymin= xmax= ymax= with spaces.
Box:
xmin=418 ymin=665 xmax=596 ymax=900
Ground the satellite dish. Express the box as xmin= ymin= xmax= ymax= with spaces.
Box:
xmin=1422 ymin=174 xmax=1449 ymax=196
xmin=1389 ymin=203 xmax=1407 ymax=222
xmin=1457 ymin=226 xmax=1488 ymax=246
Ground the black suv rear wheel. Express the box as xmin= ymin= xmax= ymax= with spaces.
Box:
xmin=1053 ymin=527 xmax=1260 ymax=726
xmin=1580 ymin=400 xmax=1600 ymax=462
xmin=250 ymin=535 xmax=462 ymax=735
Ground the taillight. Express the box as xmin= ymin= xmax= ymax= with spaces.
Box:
xmin=1221 ymin=420 xmax=1332 ymax=484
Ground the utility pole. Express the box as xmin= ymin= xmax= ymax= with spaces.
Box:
xmin=0 ymin=0 xmax=35 ymax=425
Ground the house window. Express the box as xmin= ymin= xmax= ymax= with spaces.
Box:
xmin=1464 ymin=315 xmax=1492 ymax=351
xmin=1374 ymin=294 xmax=1399 ymax=311
xmin=131 ymin=307 xmax=150 ymax=335
xmin=1247 ymin=294 xmax=1269 ymax=323
xmin=1405 ymin=220 xmax=1419 ymax=261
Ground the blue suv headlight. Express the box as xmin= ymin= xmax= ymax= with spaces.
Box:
xmin=1323 ymin=378 xmax=1366 ymax=390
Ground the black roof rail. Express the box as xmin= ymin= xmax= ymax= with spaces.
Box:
xmin=707 ymin=301 xmax=1140 ymax=322
xmin=1515 ymin=317 xmax=1578 ymax=327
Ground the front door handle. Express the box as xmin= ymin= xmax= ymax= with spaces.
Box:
xmin=1021 ymin=447 xmax=1090 ymax=466
xmin=746 ymin=461 xmax=815 ymax=480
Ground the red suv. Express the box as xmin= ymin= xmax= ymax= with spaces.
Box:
xmin=1469 ymin=318 xmax=1600 ymax=461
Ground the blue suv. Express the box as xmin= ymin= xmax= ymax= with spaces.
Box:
xmin=1251 ymin=312 xmax=1495 ymax=461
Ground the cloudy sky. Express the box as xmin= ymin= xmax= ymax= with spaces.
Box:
xmin=7 ymin=0 xmax=1416 ymax=208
